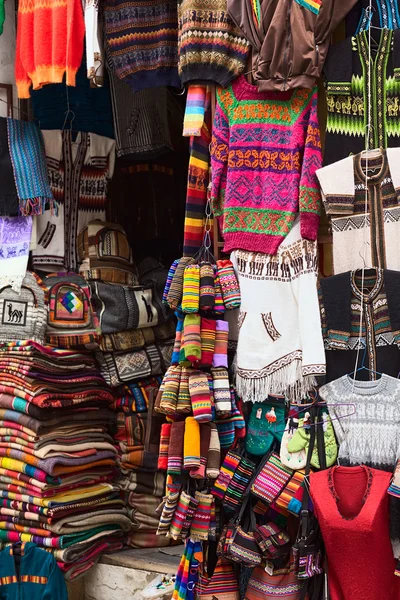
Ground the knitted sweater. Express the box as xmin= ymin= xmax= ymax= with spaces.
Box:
xmin=104 ymin=0 xmax=181 ymax=92
xmin=15 ymin=0 xmax=85 ymax=99
xmin=210 ymin=75 xmax=322 ymax=255
xmin=177 ymin=0 xmax=249 ymax=86
xmin=316 ymin=148 xmax=400 ymax=273
xmin=320 ymin=374 xmax=400 ymax=472
xmin=232 ymin=218 xmax=326 ymax=403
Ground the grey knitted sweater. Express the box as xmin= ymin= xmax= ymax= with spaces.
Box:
xmin=320 ymin=374 xmax=400 ymax=472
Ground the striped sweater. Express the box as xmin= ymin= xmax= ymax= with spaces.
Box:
xmin=178 ymin=0 xmax=249 ymax=87
xmin=210 ymin=75 xmax=322 ymax=255
xmin=104 ymin=0 xmax=181 ymax=92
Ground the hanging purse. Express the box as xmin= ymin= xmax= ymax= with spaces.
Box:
xmin=292 ymin=406 xmax=325 ymax=600
xmin=254 ymin=522 xmax=291 ymax=561
xmin=219 ymin=497 xmax=262 ymax=568
xmin=245 ymin=551 xmax=302 ymax=600
xmin=223 ymin=455 xmax=256 ymax=512
xmin=196 ymin=557 xmax=240 ymax=600
xmin=250 ymin=452 xmax=293 ymax=505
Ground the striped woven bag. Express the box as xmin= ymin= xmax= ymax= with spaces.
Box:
xmin=196 ymin=558 xmax=239 ymax=600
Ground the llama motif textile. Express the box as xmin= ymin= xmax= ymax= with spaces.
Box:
xmin=232 ymin=218 xmax=325 ymax=403
xmin=210 ymin=76 xmax=322 ymax=255
xmin=0 ymin=271 xmax=47 ymax=345
xmin=323 ymin=29 xmax=400 ymax=165
xmin=0 ymin=216 xmax=32 ymax=293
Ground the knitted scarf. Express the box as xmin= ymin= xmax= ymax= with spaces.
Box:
xmin=7 ymin=119 xmax=55 ymax=216
xmin=182 ymin=86 xmax=212 ymax=257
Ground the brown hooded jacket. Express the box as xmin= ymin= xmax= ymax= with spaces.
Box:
xmin=227 ymin=0 xmax=358 ymax=91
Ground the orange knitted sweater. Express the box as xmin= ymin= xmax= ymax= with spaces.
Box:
xmin=15 ymin=0 xmax=85 ymax=99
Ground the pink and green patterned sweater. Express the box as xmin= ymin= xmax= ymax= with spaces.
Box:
xmin=210 ymin=75 xmax=322 ymax=255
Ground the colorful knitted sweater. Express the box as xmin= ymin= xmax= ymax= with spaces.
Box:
xmin=210 ymin=75 xmax=322 ymax=255
xmin=15 ymin=0 xmax=85 ymax=99
xmin=104 ymin=0 xmax=181 ymax=92
xmin=178 ymin=0 xmax=249 ymax=87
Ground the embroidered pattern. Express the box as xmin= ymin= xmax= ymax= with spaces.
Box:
xmin=1 ymin=301 xmax=27 ymax=326
xmin=237 ymin=350 xmax=303 ymax=379
xmin=325 ymin=29 xmax=400 ymax=163
xmin=60 ymin=291 xmax=83 ymax=314
xmin=210 ymin=81 xmax=322 ymax=254
xmin=262 ymin=313 xmax=281 ymax=341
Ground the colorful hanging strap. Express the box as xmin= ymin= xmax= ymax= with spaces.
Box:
xmin=223 ymin=456 xmax=255 ymax=511
xmin=168 ymin=421 xmax=185 ymax=475
xmin=182 ymin=264 xmax=200 ymax=313
xmin=216 ymin=259 xmax=241 ymax=309
xmin=177 ymin=366 xmax=192 ymax=414
xmin=200 ymin=317 xmax=217 ymax=367
xmin=199 ymin=261 xmax=215 ymax=311
xmin=184 ymin=416 xmax=201 ymax=470
xmin=190 ymin=423 xmax=211 ymax=479
xmin=167 ymin=257 xmax=194 ymax=309
xmin=213 ymin=320 xmax=229 ymax=368
xmin=169 ymin=490 xmax=192 ymax=540
xmin=211 ymin=449 xmax=242 ymax=500
xmin=183 ymin=85 xmax=207 ymax=137
xmin=163 ymin=259 xmax=179 ymax=304
xmin=156 ymin=489 xmax=180 ymax=536
xmin=206 ymin=422 xmax=221 ymax=479
xmin=189 ymin=370 xmax=212 ymax=423
xmin=213 ymin=266 xmax=225 ymax=314
xmin=172 ymin=310 xmax=184 ymax=365
xmin=190 ymin=491 xmax=212 ymax=541
xmin=158 ymin=423 xmax=171 ymax=470
xmin=160 ymin=365 xmax=181 ymax=414
xmin=212 ymin=367 xmax=231 ymax=415
xmin=184 ymin=314 xmax=201 ymax=364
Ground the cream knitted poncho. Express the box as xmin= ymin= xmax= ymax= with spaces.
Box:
xmin=232 ymin=219 xmax=326 ymax=403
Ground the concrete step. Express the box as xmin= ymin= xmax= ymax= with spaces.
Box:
xmin=68 ymin=547 xmax=182 ymax=600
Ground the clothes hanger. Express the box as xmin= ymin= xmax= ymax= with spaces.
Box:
xmin=273 ymin=402 xmax=357 ymax=434
xmin=346 ymin=345 xmax=383 ymax=380
xmin=62 ymin=83 xmax=81 ymax=141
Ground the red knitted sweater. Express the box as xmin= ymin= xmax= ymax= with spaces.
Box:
xmin=15 ymin=0 xmax=85 ymax=99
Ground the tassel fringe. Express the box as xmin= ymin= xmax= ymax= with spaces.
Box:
xmin=235 ymin=359 xmax=316 ymax=403
xmin=19 ymin=197 xmax=59 ymax=217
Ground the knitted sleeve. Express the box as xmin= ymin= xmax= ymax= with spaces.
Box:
xmin=290 ymin=240 xmax=326 ymax=378
xmin=210 ymin=91 xmax=230 ymax=218
xmin=66 ymin=0 xmax=85 ymax=87
xmin=15 ymin=11 xmax=32 ymax=99
xmin=299 ymin=89 xmax=322 ymax=241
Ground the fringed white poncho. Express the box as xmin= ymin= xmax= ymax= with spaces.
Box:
xmin=232 ymin=219 xmax=326 ymax=402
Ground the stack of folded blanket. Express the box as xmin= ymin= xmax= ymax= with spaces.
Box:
xmin=112 ymin=377 xmax=173 ymax=548
xmin=0 ymin=341 xmax=131 ymax=580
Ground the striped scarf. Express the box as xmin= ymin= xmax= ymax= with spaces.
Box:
xmin=7 ymin=118 xmax=55 ymax=216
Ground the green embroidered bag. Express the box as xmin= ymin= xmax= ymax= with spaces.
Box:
xmin=245 ymin=398 xmax=286 ymax=456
